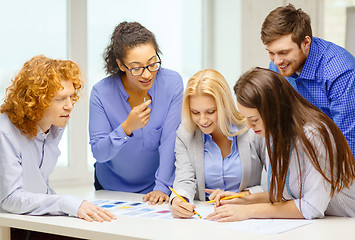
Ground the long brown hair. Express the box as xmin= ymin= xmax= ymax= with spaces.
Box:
xmin=234 ymin=67 xmax=355 ymax=202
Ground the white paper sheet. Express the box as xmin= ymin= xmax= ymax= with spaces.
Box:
xmin=91 ymin=199 xmax=313 ymax=233
xmin=222 ymin=218 xmax=314 ymax=234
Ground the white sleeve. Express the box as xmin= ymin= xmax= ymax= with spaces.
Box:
xmin=0 ymin=130 xmax=83 ymax=216
xmin=292 ymin=127 xmax=333 ymax=219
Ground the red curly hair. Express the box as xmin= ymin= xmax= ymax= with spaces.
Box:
xmin=0 ymin=55 xmax=83 ymax=139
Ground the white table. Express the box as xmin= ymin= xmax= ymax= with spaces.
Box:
xmin=0 ymin=190 xmax=354 ymax=240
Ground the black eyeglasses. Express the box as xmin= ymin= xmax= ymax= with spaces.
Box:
xmin=122 ymin=55 xmax=161 ymax=76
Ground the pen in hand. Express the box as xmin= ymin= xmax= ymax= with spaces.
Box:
xmin=205 ymin=191 xmax=250 ymax=204
xmin=169 ymin=187 xmax=202 ymax=219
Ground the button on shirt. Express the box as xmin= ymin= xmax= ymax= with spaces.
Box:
xmin=204 ymin=134 xmax=242 ymax=195
xmin=0 ymin=113 xmax=83 ymax=216
xmin=269 ymin=37 xmax=355 ymax=155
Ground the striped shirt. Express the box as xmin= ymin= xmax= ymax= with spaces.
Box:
xmin=269 ymin=37 xmax=355 ymax=155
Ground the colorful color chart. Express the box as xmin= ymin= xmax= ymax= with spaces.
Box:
xmin=90 ymin=199 xmax=213 ymax=220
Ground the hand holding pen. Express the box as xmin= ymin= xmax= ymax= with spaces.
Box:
xmin=169 ymin=187 xmax=202 ymax=219
xmin=122 ymin=99 xmax=151 ymax=136
xmin=205 ymin=189 xmax=250 ymax=206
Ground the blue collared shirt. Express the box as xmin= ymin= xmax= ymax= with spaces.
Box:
xmin=203 ymin=133 xmax=242 ymax=194
xmin=269 ymin=37 xmax=355 ymax=155
xmin=0 ymin=113 xmax=83 ymax=216
xmin=89 ymin=68 xmax=183 ymax=194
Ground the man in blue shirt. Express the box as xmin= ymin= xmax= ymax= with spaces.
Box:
xmin=261 ymin=4 xmax=355 ymax=155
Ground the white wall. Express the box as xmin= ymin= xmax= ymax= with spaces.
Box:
xmin=204 ymin=0 xmax=242 ymax=89
xmin=241 ymin=0 xmax=324 ymax=73
xmin=50 ymin=0 xmax=93 ymax=187
xmin=203 ymin=0 xmax=325 ymax=91
xmin=346 ymin=6 xmax=355 ymax=55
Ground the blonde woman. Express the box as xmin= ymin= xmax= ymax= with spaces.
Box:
xmin=170 ymin=69 xmax=266 ymax=218
xmin=207 ymin=68 xmax=355 ymax=222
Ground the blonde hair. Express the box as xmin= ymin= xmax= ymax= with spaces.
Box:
xmin=182 ymin=69 xmax=245 ymax=137
xmin=0 ymin=55 xmax=83 ymax=139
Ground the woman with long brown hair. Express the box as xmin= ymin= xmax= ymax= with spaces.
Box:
xmin=207 ymin=67 xmax=355 ymax=222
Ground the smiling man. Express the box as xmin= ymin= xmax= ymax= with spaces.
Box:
xmin=0 ymin=55 xmax=115 ymax=238
xmin=261 ymin=4 xmax=355 ymax=155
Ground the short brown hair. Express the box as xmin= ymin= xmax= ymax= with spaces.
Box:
xmin=0 ymin=55 xmax=83 ymax=139
xmin=261 ymin=4 xmax=312 ymax=47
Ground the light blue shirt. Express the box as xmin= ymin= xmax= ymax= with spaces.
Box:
xmin=203 ymin=133 xmax=242 ymax=195
xmin=269 ymin=37 xmax=355 ymax=155
xmin=0 ymin=113 xmax=83 ymax=216
xmin=89 ymin=68 xmax=183 ymax=194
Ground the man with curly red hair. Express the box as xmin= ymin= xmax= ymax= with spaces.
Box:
xmin=0 ymin=55 xmax=115 ymax=229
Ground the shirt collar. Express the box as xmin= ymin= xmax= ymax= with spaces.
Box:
xmin=229 ymin=124 xmax=239 ymax=137
xmin=203 ymin=133 xmax=211 ymax=144
xmin=35 ymin=125 xmax=63 ymax=141
xmin=299 ymin=37 xmax=319 ymax=80
xmin=203 ymin=124 xmax=238 ymax=143
xmin=116 ymin=75 xmax=129 ymax=101
xmin=115 ymin=70 xmax=160 ymax=101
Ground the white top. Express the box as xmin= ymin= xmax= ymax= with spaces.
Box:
xmin=267 ymin=124 xmax=355 ymax=219
xmin=0 ymin=113 xmax=83 ymax=216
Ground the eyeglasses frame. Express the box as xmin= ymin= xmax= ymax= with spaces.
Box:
xmin=121 ymin=54 xmax=162 ymax=76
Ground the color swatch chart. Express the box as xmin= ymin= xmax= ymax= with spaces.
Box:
xmin=91 ymin=199 xmax=213 ymax=220
xmin=91 ymin=199 xmax=175 ymax=220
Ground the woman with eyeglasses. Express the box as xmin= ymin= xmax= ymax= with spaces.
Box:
xmin=89 ymin=21 xmax=183 ymax=205
xmin=206 ymin=68 xmax=355 ymax=222
xmin=170 ymin=69 xmax=266 ymax=218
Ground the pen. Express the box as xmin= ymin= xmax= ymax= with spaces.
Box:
xmin=169 ymin=187 xmax=202 ymax=219
xmin=205 ymin=191 xmax=250 ymax=204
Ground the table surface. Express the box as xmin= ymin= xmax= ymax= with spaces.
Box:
xmin=0 ymin=189 xmax=354 ymax=240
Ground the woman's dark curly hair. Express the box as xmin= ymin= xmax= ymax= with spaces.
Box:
xmin=103 ymin=21 xmax=161 ymax=76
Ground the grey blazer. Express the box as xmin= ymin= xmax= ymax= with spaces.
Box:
xmin=172 ymin=124 xmax=266 ymax=202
